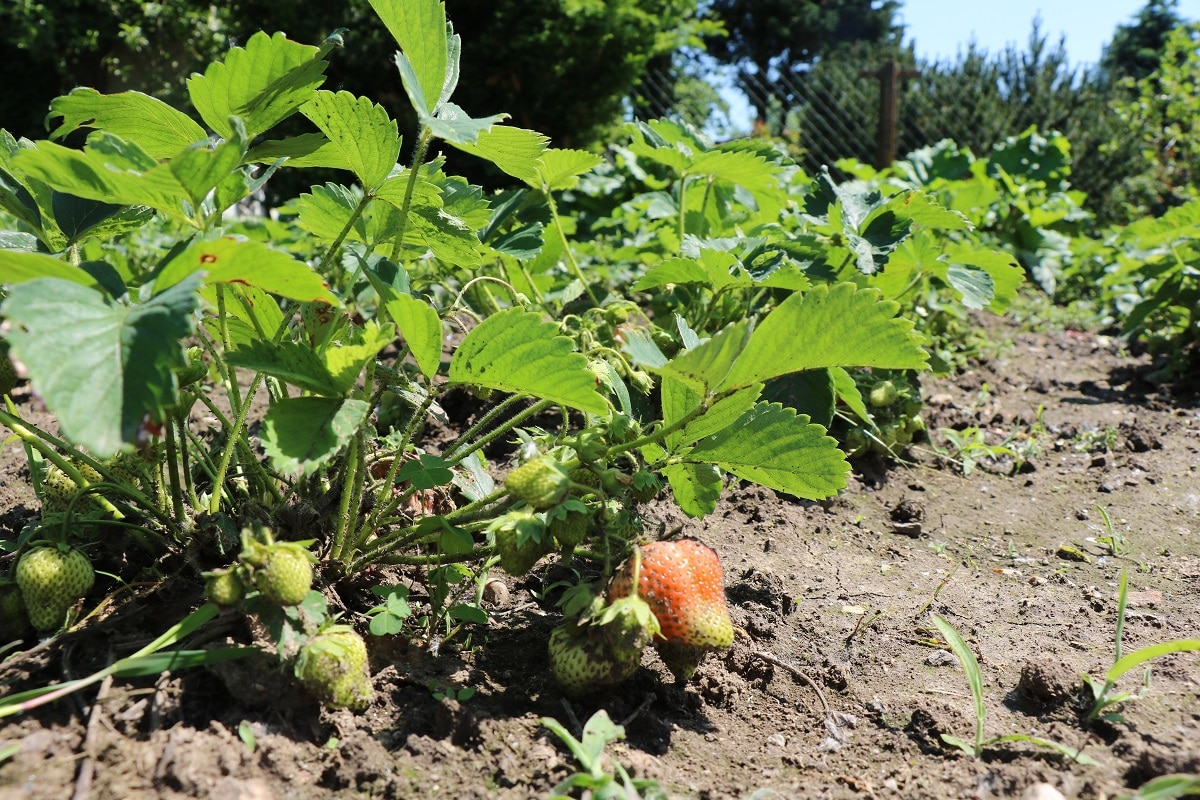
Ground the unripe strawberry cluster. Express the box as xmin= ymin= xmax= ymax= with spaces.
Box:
xmin=840 ymin=369 xmax=926 ymax=458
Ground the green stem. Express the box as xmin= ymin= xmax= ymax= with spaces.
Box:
xmin=378 ymin=548 xmax=490 ymax=567
xmin=319 ymin=193 xmax=373 ymax=283
xmin=677 ymin=172 xmax=691 ymax=245
xmin=441 ymin=394 xmax=526 ymax=462
xmin=207 ymin=372 xmax=265 ymax=515
xmin=545 ymin=189 xmax=599 ymax=305
xmin=391 ymin=127 xmax=434 ymax=262
xmin=163 ymin=413 xmax=188 ymax=532
xmin=329 ymin=433 xmax=363 ymax=563
xmin=444 ymin=398 xmax=555 ymax=465
xmin=605 ymin=401 xmax=708 ymax=458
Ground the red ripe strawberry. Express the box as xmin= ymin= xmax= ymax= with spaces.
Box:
xmin=607 ymin=539 xmax=733 ymax=650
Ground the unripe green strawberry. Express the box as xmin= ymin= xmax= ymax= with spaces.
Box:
xmin=205 ymin=569 xmax=246 ymax=607
xmin=0 ymin=346 xmax=17 ymax=397
xmin=630 ymin=470 xmax=662 ymax=503
xmin=0 ymin=583 xmax=33 ymax=641
xmin=594 ymin=592 xmax=658 ymax=669
xmin=250 ymin=543 xmax=315 ymax=605
xmin=15 ymin=545 xmax=95 ymax=631
xmin=174 ymin=346 xmax=208 ymax=388
xmin=546 ymin=500 xmax=595 ymax=550
xmin=39 ymin=462 xmax=104 ymax=515
xmin=489 ymin=510 xmax=551 ymax=576
xmin=655 ymin=641 xmax=708 ymax=683
xmin=868 ymin=380 xmax=899 ymax=408
xmin=504 ymin=457 xmax=569 ymax=509
xmin=547 ymin=623 xmax=638 ymax=696
xmin=295 ymin=625 xmax=373 ymax=711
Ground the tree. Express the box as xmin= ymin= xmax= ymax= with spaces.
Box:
xmin=703 ymin=0 xmax=902 ymax=119
xmin=1101 ymin=0 xmax=1184 ymax=81
xmin=705 ymin=0 xmax=901 ymax=78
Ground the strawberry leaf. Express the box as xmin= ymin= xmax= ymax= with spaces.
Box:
xmin=300 ymin=91 xmax=401 ymax=191
xmin=260 ymin=397 xmax=370 ymax=476
xmin=719 ymin=283 xmax=928 ymax=391
xmin=448 ymin=309 xmax=607 ymax=415
xmin=1 ymin=274 xmax=201 ymax=458
xmin=687 ymin=402 xmax=849 ymax=500
xmin=662 ymin=462 xmax=721 ymax=518
xmin=155 ymin=238 xmax=335 ymax=303
xmin=48 ymin=88 xmax=208 ymax=159
xmin=370 ymin=0 xmax=451 ymax=115
xmin=186 ymin=31 xmax=326 ymax=139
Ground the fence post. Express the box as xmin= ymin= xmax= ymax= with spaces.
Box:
xmin=864 ymin=60 xmax=921 ymax=168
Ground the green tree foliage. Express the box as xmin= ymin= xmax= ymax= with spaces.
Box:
xmin=0 ymin=1 xmax=228 ymax=140
xmin=1100 ymin=0 xmax=1184 ymax=81
xmin=1111 ymin=23 xmax=1200 ymax=215
xmin=1 ymin=0 xmax=703 ymax=154
xmin=705 ymin=0 xmax=901 ymax=79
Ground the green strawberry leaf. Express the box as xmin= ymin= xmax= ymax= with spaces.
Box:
xmin=301 ymin=91 xmax=401 ymax=191
xmin=370 ymin=0 xmax=451 ymax=115
xmin=155 ymin=238 xmax=335 ymax=303
xmin=321 ymin=322 xmax=396 ymax=395
xmin=381 ymin=292 xmax=442 ymax=379
xmin=719 ymin=283 xmax=927 ymax=391
xmin=186 ymin=31 xmax=326 ymax=139
xmin=535 ymin=148 xmax=602 ymax=192
xmin=51 ymin=194 xmax=155 ymax=245
xmin=260 ymin=397 xmax=370 ymax=476
xmin=663 ymin=462 xmax=722 ymax=518
xmin=13 ymin=135 xmax=194 ymax=223
xmin=396 ymin=454 xmax=454 ymax=489
xmin=423 ymin=102 xmax=507 ymax=147
xmin=0 ymin=251 xmax=110 ymax=291
xmin=942 ymin=243 xmax=1024 ymax=312
xmin=451 ymin=125 xmax=549 ymax=186
xmin=632 ymin=251 xmax=743 ymax=292
xmin=448 ymin=309 xmax=607 ymax=415
xmin=1 ymin=274 xmax=201 ymax=458
xmin=687 ymin=402 xmax=849 ymax=500
xmin=227 ymin=340 xmax=340 ymax=396
xmin=47 ymin=88 xmax=207 ymax=159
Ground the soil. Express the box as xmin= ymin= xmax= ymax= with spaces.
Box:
xmin=2 ymin=310 xmax=1199 ymax=800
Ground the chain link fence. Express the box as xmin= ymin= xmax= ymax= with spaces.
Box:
xmin=634 ymin=57 xmax=1130 ymax=207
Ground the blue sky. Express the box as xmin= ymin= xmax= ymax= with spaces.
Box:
xmin=900 ymin=0 xmax=1200 ymax=65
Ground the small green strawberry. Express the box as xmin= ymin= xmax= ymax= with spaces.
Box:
xmin=504 ymin=456 xmax=569 ymax=509
xmin=0 ymin=344 xmax=17 ymax=396
xmin=174 ymin=346 xmax=208 ymax=388
xmin=0 ymin=582 xmax=33 ymax=641
xmin=630 ymin=470 xmax=662 ymax=503
xmin=240 ymin=530 xmax=316 ymax=606
xmin=546 ymin=500 xmax=595 ymax=550
xmin=654 ymin=641 xmax=708 ymax=683
xmin=251 ymin=545 xmax=314 ymax=605
xmin=295 ymin=625 xmax=373 ymax=711
xmin=547 ymin=622 xmax=639 ymax=696
xmin=489 ymin=509 xmax=551 ymax=576
xmin=205 ymin=568 xmax=246 ymax=607
xmin=39 ymin=461 xmax=106 ymax=516
xmin=868 ymin=380 xmax=899 ymax=408
xmin=15 ymin=545 xmax=95 ymax=631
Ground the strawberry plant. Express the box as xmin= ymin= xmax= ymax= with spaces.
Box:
xmin=0 ymin=0 xmax=983 ymax=709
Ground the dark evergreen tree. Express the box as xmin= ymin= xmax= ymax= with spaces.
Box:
xmin=1100 ymin=0 xmax=1183 ymax=80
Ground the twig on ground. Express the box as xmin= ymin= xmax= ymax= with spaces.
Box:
xmin=752 ymin=650 xmax=830 ymax=718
